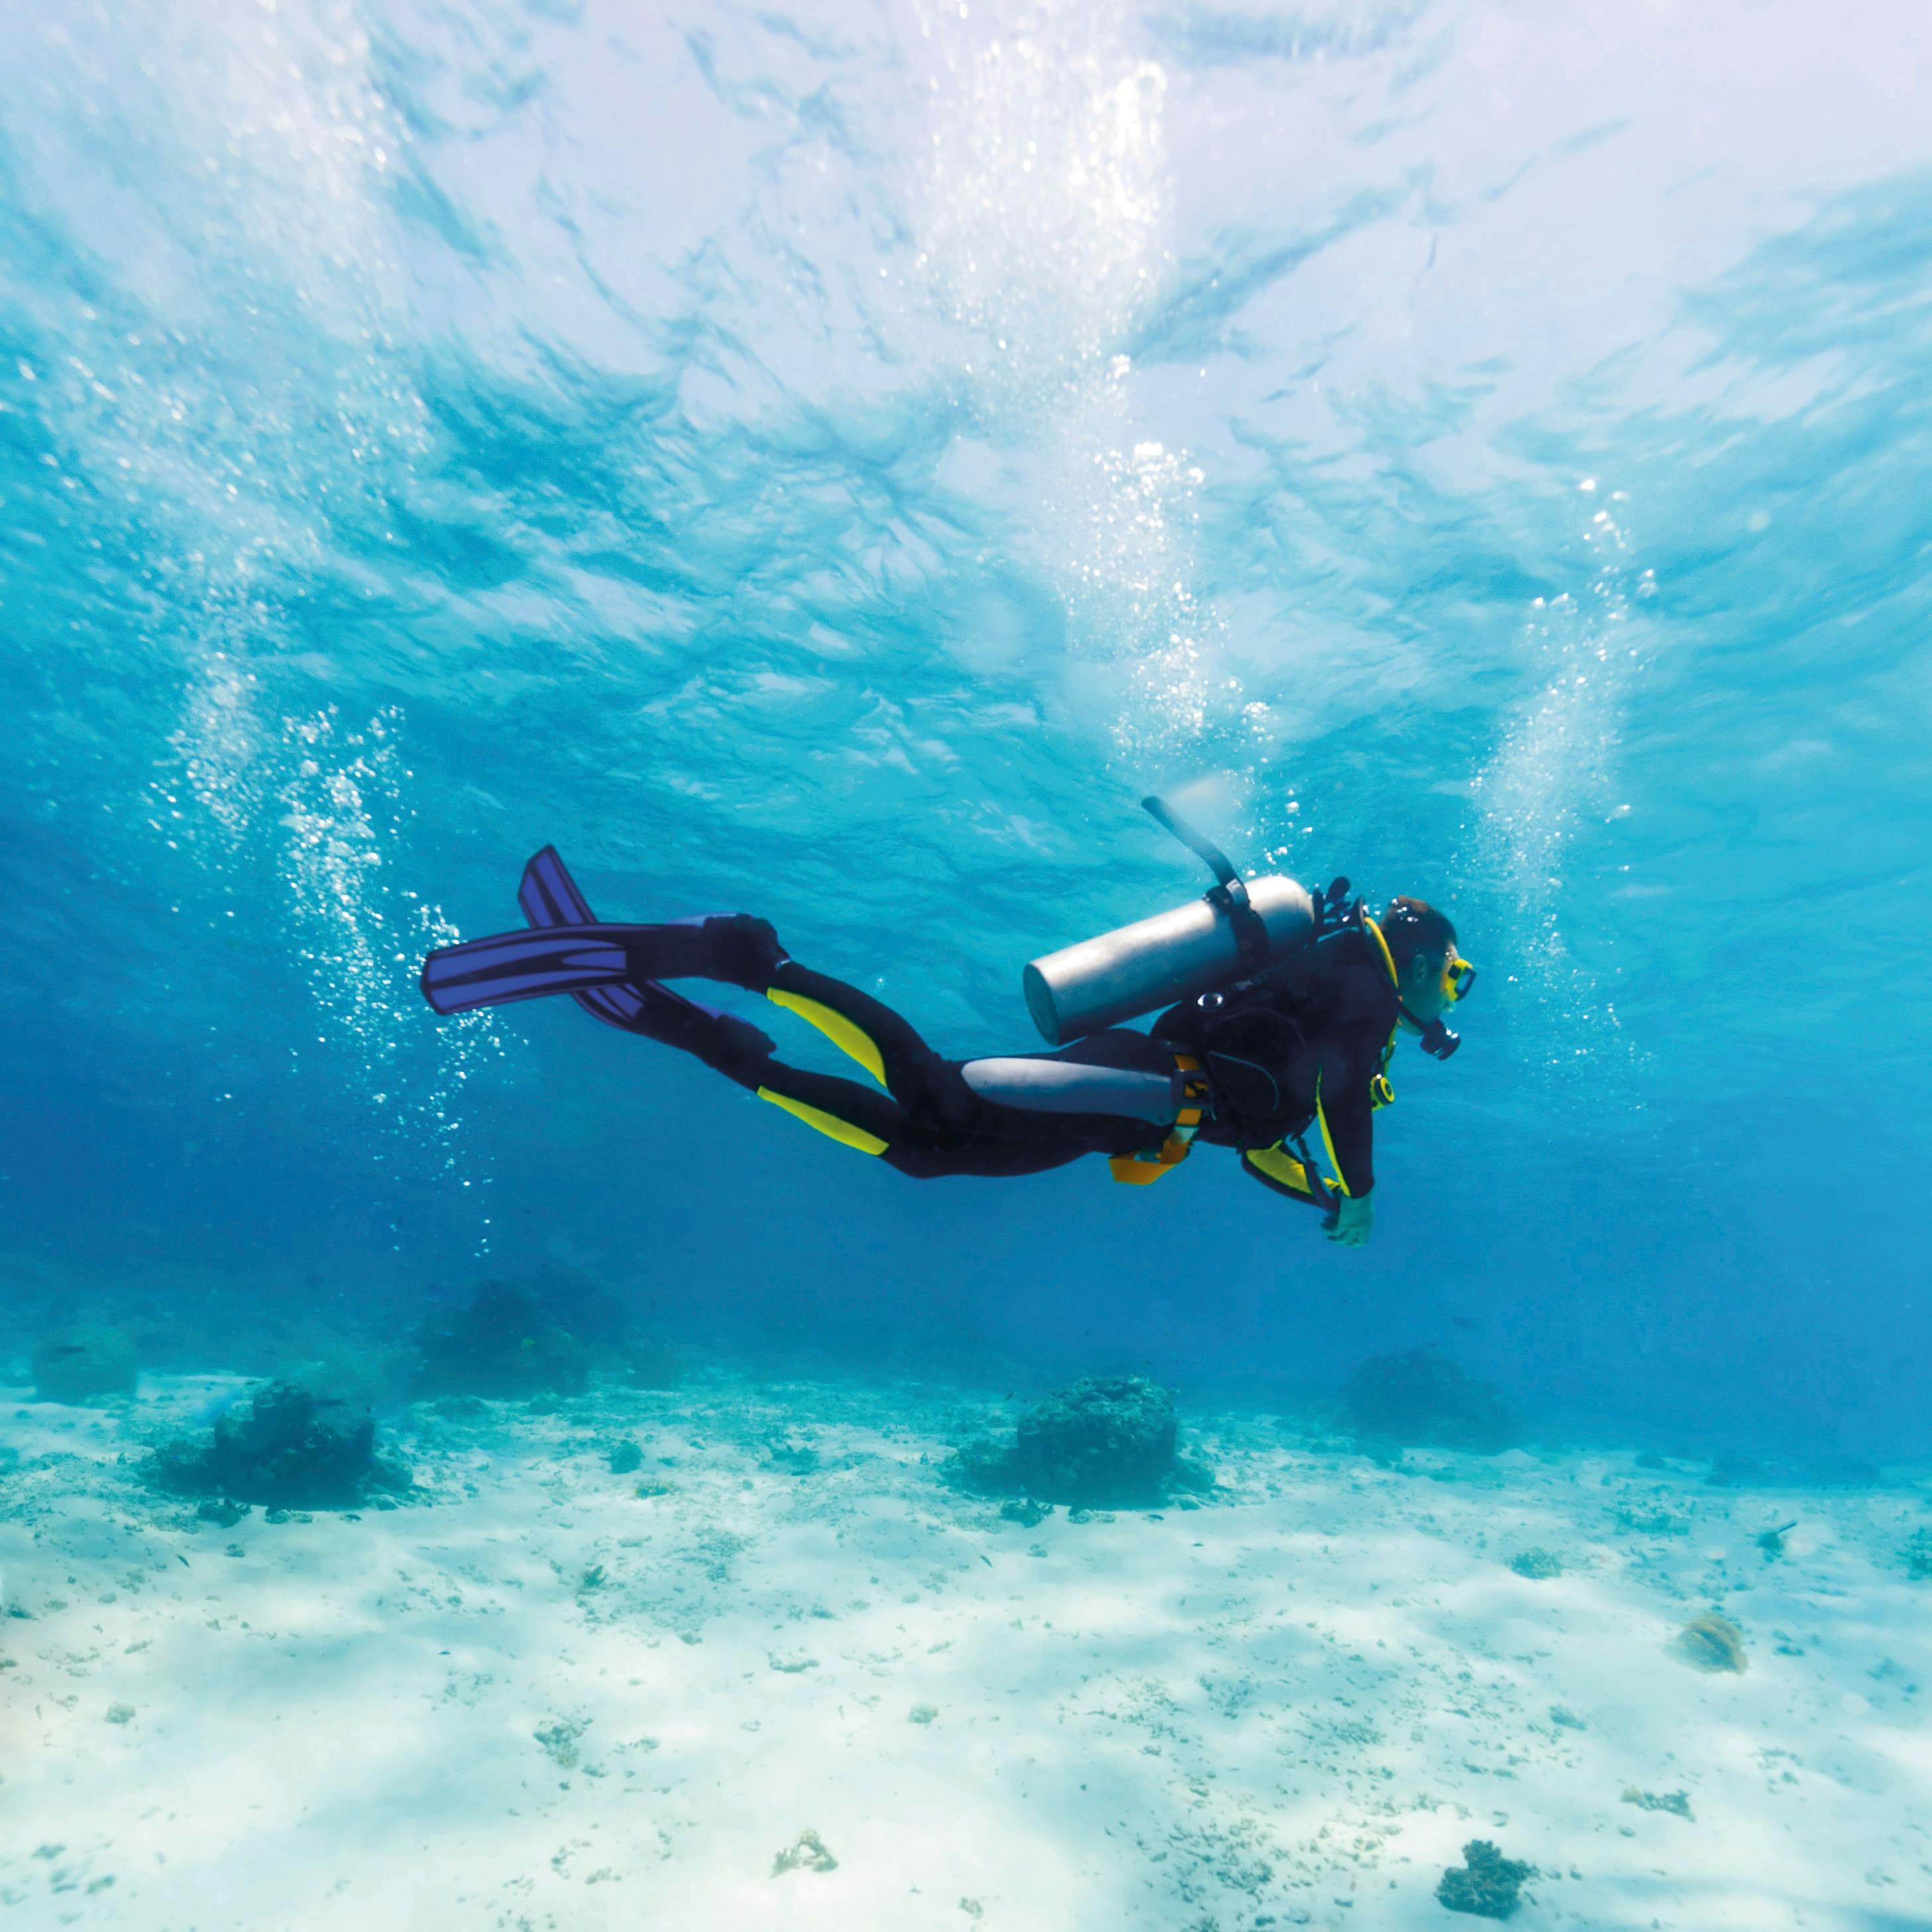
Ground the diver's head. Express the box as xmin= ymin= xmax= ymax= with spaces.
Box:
xmin=1381 ymin=896 xmax=1472 ymax=1028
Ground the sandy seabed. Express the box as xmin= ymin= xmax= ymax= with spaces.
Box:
xmin=4 ymin=1371 xmax=1930 ymax=1932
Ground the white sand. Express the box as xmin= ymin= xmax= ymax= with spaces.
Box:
xmin=5 ymin=1373 xmax=1931 ymax=1931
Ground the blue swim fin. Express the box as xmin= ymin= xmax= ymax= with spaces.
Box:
xmin=421 ymin=842 xmax=768 ymax=1074
xmin=518 ymin=845 xmax=659 ymax=1033
xmin=419 ymin=922 xmax=640 ymax=1016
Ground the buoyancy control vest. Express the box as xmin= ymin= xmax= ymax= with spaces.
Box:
xmin=1151 ymin=918 xmax=1397 ymax=1144
xmin=1021 ymin=799 xmax=1416 ymax=1198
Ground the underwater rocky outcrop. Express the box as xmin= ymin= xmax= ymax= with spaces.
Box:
xmin=770 ymin=1828 xmax=838 ymax=1876
xmin=268 ymin=1324 xmax=418 ymax=1416
xmin=951 ymin=1375 xmax=1212 ymax=1508
xmin=32 ymin=1324 xmax=138 ymax=1404
xmin=1436 ymin=1839 xmax=1535 ymax=1919
xmin=1622 ymin=1787 xmax=1694 ymax=1819
xmin=1342 ymin=1345 xmax=1519 ymax=1454
xmin=412 ymin=1281 xmax=590 ymax=1399
xmin=149 ymin=1381 xmax=410 ymax=1510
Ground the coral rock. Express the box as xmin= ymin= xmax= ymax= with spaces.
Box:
xmin=771 ymin=1828 xmax=838 ymax=1876
xmin=1436 ymin=1839 xmax=1535 ymax=1919
xmin=412 ymin=1282 xmax=589 ymax=1399
xmin=150 ymin=1381 xmax=409 ymax=1510
xmin=1013 ymin=1375 xmax=1179 ymax=1507
xmin=949 ymin=1377 xmax=1208 ymax=1507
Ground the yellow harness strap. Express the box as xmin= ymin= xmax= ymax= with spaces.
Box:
xmin=1109 ymin=1054 xmax=1208 ymax=1186
xmin=1243 ymin=1142 xmax=1319 ymax=1201
xmin=1362 ymin=914 xmax=1399 ymax=987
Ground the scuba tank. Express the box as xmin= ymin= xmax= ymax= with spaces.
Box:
xmin=1023 ymin=797 xmax=1316 ymax=1045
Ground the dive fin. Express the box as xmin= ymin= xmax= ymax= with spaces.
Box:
xmin=510 ymin=845 xmax=776 ymax=1064
xmin=420 ymin=924 xmax=639 ymax=1016
xmin=519 ymin=845 xmax=656 ymax=1032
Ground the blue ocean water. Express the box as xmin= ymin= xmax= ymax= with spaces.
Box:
xmin=2 ymin=0 xmax=1929 ymax=1456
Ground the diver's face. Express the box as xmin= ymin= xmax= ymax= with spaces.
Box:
xmin=1402 ymin=943 xmax=1457 ymax=1022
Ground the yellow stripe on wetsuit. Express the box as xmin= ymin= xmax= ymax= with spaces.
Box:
xmin=765 ymin=987 xmax=886 ymax=1084
xmin=754 ymin=1086 xmax=888 ymax=1156
xmin=1313 ymin=1072 xmax=1351 ymax=1198
xmin=755 ymin=986 xmax=891 ymax=1154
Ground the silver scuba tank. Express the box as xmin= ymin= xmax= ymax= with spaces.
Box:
xmin=1022 ymin=797 xmax=1316 ymax=1045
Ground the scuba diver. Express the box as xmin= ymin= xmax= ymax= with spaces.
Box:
xmin=418 ymin=799 xmax=1474 ymax=1250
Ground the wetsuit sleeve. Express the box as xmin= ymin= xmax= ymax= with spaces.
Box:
xmin=1316 ymin=1062 xmax=1375 ymax=1196
xmin=1314 ymin=960 xmax=1394 ymax=1197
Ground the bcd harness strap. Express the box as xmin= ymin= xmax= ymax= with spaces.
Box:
xmin=1109 ymin=917 xmax=1404 ymax=1196
xmin=1222 ymin=915 xmax=1404 ymax=1214
xmin=1108 ymin=1054 xmax=1210 ymax=1185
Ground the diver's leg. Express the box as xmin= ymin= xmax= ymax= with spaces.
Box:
xmin=596 ymin=981 xmax=777 ymax=1071
xmin=760 ymin=961 xmax=953 ymax=1103
xmin=612 ymin=922 xmax=949 ymax=1093
xmin=718 ymin=1051 xmax=910 ymax=1160
xmin=734 ymin=1050 xmax=1103 ymax=1180
xmin=614 ymin=913 xmax=790 ymax=989
xmin=516 ymin=845 xmax=777 ymax=1058
xmin=603 ymin=920 xmax=963 ymax=1115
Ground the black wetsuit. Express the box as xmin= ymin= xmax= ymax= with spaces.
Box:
xmin=681 ymin=923 xmax=1399 ymax=1199
xmin=709 ymin=959 xmax=1166 ymax=1180
xmin=1152 ymin=924 xmax=1399 ymax=1199
xmin=417 ymin=849 xmax=1399 ymax=1202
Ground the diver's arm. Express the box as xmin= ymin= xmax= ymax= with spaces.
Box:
xmin=1330 ymin=1190 xmax=1373 ymax=1248
xmin=1317 ymin=1066 xmax=1375 ymax=1198
xmin=1315 ymin=961 xmax=1395 ymax=1247
xmin=1316 ymin=1046 xmax=1377 ymax=1248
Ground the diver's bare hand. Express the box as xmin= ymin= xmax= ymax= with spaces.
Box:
xmin=1329 ymin=1192 xmax=1374 ymax=1249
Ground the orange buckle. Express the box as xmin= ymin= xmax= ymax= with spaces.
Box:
xmin=1109 ymin=1134 xmax=1193 ymax=1186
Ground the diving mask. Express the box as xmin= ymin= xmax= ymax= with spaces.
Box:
xmin=1411 ymin=952 xmax=1474 ymax=1058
